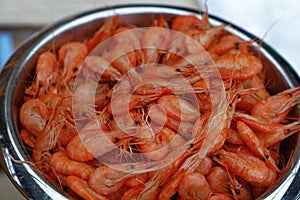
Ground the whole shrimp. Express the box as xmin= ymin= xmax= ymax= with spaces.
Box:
xmin=50 ymin=151 xmax=95 ymax=180
xmin=19 ymin=98 xmax=49 ymax=136
xmin=66 ymin=176 xmax=108 ymax=200
xmin=213 ymin=149 xmax=277 ymax=187
xmin=177 ymin=172 xmax=211 ymax=200
xmin=251 ymin=86 xmax=300 ymax=123
xmin=215 ymin=52 xmax=263 ymax=81
xmin=236 ymin=121 xmax=280 ymax=172
xmin=25 ymin=51 xmax=59 ymax=99
xmin=58 ymin=41 xmax=88 ymax=83
xmin=88 ymin=165 xmax=127 ymax=195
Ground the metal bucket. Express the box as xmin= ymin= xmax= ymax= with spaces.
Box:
xmin=0 ymin=5 xmax=299 ymax=199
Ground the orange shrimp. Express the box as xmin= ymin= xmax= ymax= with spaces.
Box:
xmin=87 ymin=15 xmax=119 ymax=51
xmin=83 ymin=56 xmax=122 ymax=81
xmin=121 ymin=185 xmax=145 ymax=200
xmin=25 ymin=52 xmax=59 ymax=99
xmin=157 ymin=95 xmax=200 ymax=122
xmin=251 ymin=86 xmax=300 ymax=123
xmin=88 ymin=165 xmax=127 ymax=196
xmin=194 ymin=155 xmax=213 ymax=175
xmin=137 ymin=127 xmax=171 ymax=161
xmin=158 ymin=169 xmax=185 ymax=200
xmin=213 ymin=149 xmax=277 ymax=187
xmin=142 ymin=19 xmax=170 ymax=64
xmin=108 ymin=94 xmax=158 ymax=115
xmin=215 ymin=52 xmax=263 ymax=81
xmin=58 ymin=41 xmax=88 ymax=82
xmin=207 ymin=194 xmax=233 ymax=200
xmin=237 ymin=75 xmax=270 ymax=112
xmin=184 ymin=25 xmax=227 ymax=51
xmin=206 ymin=166 xmax=230 ymax=194
xmin=229 ymin=175 xmax=254 ymax=200
xmin=66 ymin=129 xmax=116 ymax=162
xmin=226 ymin=128 xmax=245 ymax=145
xmin=171 ymin=15 xmax=210 ymax=32
xmin=19 ymin=129 xmax=36 ymax=148
xmin=125 ymin=173 xmax=149 ymax=187
xmin=178 ymin=172 xmax=212 ymax=200
xmin=19 ymin=98 xmax=49 ymax=136
xmin=66 ymin=176 xmax=108 ymax=200
xmin=50 ymin=151 xmax=95 ymax=180
xmin=236 ymin=121 xmax=280 ymax=172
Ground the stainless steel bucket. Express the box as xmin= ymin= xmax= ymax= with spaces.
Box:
xmin=0 ymin=5 xmax=299 ymax=199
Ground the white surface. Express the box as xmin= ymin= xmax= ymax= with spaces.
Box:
xmin=207 ymin=0 xmax=300 ymax=76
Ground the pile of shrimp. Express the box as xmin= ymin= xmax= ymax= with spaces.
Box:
xmin=19 ymin=13 xmax=300 ymax=200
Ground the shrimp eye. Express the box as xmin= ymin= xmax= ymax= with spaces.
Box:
xmin=39 ymin=83 xmax=43 ymax=87
xmin=176 ymin=68 xmax=181 ymax=72
xmin=114 ymin=137 xmax=120 ymax=143
xmin=135 ymin=120 xmax=140 ymax=125
xmin=175 ymin=47 xmax=181 ymax=52
xmin=105 ymin=96 xmax=110 ymax=101
xmin=73 ymin=67 xmax=78 ymax=72
xmin=285 ymin=129 xmax=291 ymax=135
xmin=51 ymin=82 xmax=57 ymax=87
xmin=234 ymin=42 xmax=240 ymax=50
xmin=189 ymin=143 xmax=194 ymax=148
xmin=235 ymin=188 xmax=240 ymax=195
xmin=158 ymin=185 xmax=163 ymax=189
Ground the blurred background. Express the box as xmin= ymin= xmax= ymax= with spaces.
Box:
xmin=0 ymin=0 xmax=299 ymax=199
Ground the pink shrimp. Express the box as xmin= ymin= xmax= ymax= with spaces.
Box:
xmin=83 ymin=56 xmax=123 ymax=81
xmin=207 ymin=194 xmax=233 ymax=200
xmin=19 ymin=98 xmax=49 ymax=136
xmin=171 ymin=14 xmax=210 ymax=32
xmin=178 ymin=172 xmax=212 ymax=200
xmin=237 ymin=75 xmax=270 ymax=112
xmin=157 ymin=95 xmax=200 ymax=122
xmin=184 ymin=24 xmax=227 ymax=51
xmin=87 ymin=15 xmax=119 ymax=51
xmin=25 ymin=52 xmax=59 ymax=99
xmin=215 ymin=52 xmax=263 ymax=81
xmin=50 ymin=151 xmax=95 ymax=180
xmin=226 ymin=128 xmax=245 ymax=145
xmin=19 ymin=129 xmax=36 ymax=148
xmin=121 ymin=185 xmax=145 ymax=200
xmin=236 ymin=121 xmax=280 ymax=172
xmin=66 ymin=176 xmax=108 ymax=200
xmin=58 ymin=41 xmax=88 ymax=82
xmin=88 ymin=165 xmax=127 ymax=196
xmin=251 ymin=86 xmax=300 ymax=123
xmin=213 ymin=149 xmax=277 ymax=187
xmin=206 ymin=166 xmax=230 ymax=194
xmin=194 ymin=155 xmax=213 ymax=175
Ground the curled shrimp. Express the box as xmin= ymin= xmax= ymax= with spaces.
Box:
xmin=19 ymin=129 xmax=36 ymax=148
xmin=213 ymin=149 xmax=277 ymax=187
xmin=25 ymin=52 xmax=59 ymax=99
xmin=19 ymin=98 xmax=49 ymax=136
xmin=87 ymin=15 xmax=119 ymax=51
xmin=171 ymin=14 xmax=210 ymax=32
xmin=251 ymin=86 xmax=300 ymax=123
xmin=66 ymin=175 xmax=108 ymax=200
xmin=88 ymin=165 xmax=127 ymax=195
xmin=158 ymin=95 xmax=200 ymax=122
xmin=215 ymin=52 xmax=263 ymax=81
xmin=58 ymin=41 xmax=88 ymax=82
xmin=206 ymin=166 xmax=230 ymax=194
xmin=50 ymin=151 xmax=95 ymax=180
xmin=178 ymin=172 xmax=212 ymax=200
xmin=236 ymin=121 xmax=280 ymax=172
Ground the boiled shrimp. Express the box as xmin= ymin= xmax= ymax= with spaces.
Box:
xmin=66 ymin=175 xmax=108 ymax=200
xmin=251 ymin=86 xmax=300 ymax=123
xmin=88 ymin=165 xmax=127 ymax=195
xmin=25 ymin=51 xmax=59 ymax=98
xmin=50 ymin=151 xmax=95 ymax=180
xmin=206 ymin=166 xmax=230 ymax=194
xmin=178 ymin=172 xmax=211 ymax=200
xmin=213 ymin=149 xmax=277 ymax=187
xmin=58 ymin=41 xmax=88 ymax=82
xmin=215 ymin=52 xmax=263 ymax=81
xmin=19 ymin=98 xmax=49 ymax=136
